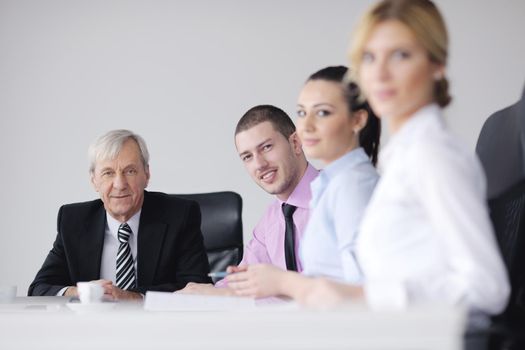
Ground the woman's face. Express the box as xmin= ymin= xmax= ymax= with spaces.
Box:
xmin=358 ymin=20 xmax=443 ymax=131
xmin=296 ymin=80 xmax=363 ymax=164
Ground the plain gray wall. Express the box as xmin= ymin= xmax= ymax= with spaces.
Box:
xmin=1 ymin=0 xmax=524 ymax=295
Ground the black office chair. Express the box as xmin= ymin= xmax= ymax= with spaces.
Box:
xmin=173 ymin=191 xmax=243 ymax=282
xmin=485 ymin=180 xmax=525 ymax=349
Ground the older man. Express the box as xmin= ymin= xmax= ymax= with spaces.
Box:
xmin=28 ymin=129 xmax=211 ymax=300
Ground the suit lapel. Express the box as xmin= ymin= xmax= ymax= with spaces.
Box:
xmin=79 ymin=205 xmax=105 ymax=280
xmin=137 ymin=192 xmax=168 ymax=286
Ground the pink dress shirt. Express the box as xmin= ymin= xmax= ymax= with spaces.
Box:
xmin=216 ymin=164 xmax=318 ymax=287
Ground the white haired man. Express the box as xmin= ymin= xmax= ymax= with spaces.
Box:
xmin=29 ymin=129 xmax=211 ymax=300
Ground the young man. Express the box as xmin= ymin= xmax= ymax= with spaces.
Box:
xmin=180 ymin=105 xmax=318 ymax=295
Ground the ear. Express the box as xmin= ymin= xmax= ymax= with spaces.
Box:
xmin=233 ymin=135 xmax=240 ymax=153
xmin=90 ymin=172 xmax=99 ymax=193
xmin=288 ymin=131 xmax=303 ymax=155
xmin=432 ymin=64 xmax=446 ymax=81
xmin=353 ymin=109 xmax=369 ymax=133
xmin=144 ymin=165 xmax=150 ymax=188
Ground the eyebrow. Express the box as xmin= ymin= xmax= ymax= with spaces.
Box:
xmin=122 ymin=164 xmax=138 ymax=170
xmin=365 ymin=42 xmax=420 ymax=52
xmin=238 ymin=138 xmax=272 ymax=157
xmin=297 ymin=103 xmax=335 ymax=108
xmin=98 ymin=163 xmax=138 ymax=173
xmin=98 ymin=167 xmax=114 ymax=173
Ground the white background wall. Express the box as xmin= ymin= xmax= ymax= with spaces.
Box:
xmin=1 ymin=0 xmax=524 ymax=295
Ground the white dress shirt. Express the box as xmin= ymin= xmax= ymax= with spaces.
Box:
xmin=300 ymin=148 xmax=379 ymax=283
xmin=358 ymin=104 xmax=510 ymax=314
xmin=100 ymin=210 xmax=141 ymax=283
xmin=57 ymin=210 xmax=141 ymax=295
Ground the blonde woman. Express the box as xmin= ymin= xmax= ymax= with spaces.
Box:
xmin=300 ymin=0 xmax=509 ymax=315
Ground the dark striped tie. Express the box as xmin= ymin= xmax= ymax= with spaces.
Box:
xmin=116 ymin=223 xmax=137 ymax=290
xmin=282 ymin=203 xmax=298 ymax=271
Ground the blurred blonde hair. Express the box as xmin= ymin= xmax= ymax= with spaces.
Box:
xmin=349 ymin=0 xmax=451 ymax=107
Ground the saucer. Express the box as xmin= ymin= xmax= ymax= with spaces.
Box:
xmin=66 ymin=302 xmax=116 ymax=313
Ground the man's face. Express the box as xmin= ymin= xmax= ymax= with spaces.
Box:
xmin=91 ymin=139 xmax=150 ymax=222
xmin=235 ymin=121 xmax=303 ymax=201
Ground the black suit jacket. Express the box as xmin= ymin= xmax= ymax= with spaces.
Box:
xmin=476 ymin=83 xmax=525 ymax=199
xmin=28 ymin=191 xmax=211 ymax=296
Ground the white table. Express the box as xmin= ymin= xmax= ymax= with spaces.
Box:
xmin=0 ymin=296 xmax=466 ymax=350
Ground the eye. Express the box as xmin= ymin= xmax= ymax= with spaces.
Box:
xmin=125 ymin=168 xmax=138 ymax=176
xmin=362 ymin=51 xmax=374 ymax=63
xmin=296 ymin=109 xmax=306 ymax=118
xmin=316 ymin=109 xmax=331 ymax=117
xmin=392 ymin=49 xmax=411 ymax=60
xmin=262 ymin=144 xmax=272 ymax=152
xmin=101 ymin=170 xmax=114 ymax=178
xmin=241 ymin=154 xmax=252 ymax=162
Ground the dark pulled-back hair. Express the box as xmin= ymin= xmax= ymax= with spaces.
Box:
xmin=235 ymin=104 xmax=296 ymax=139
xmin=308 ymin=66 xmax=381 ymax=166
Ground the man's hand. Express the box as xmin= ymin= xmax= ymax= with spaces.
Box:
xmin=176 ymin=282 xmax=235 ymax=296
xmin=63 ymin=286 xmax=78 ymax=297
xmin=226 ymin=265 xmax=247 ymax=274
xmin=63 ymin=279 xmax=113 ymax=297
xmin=104 ymin=284 xmax=143 ymax=301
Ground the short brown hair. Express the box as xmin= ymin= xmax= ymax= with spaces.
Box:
xmin=235 ymin=105 xmax=296 ymax=138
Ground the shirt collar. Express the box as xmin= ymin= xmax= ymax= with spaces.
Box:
xmin=320 ymin=147 xmax=368 ymax=181
xmin=309 ymin=147 xmax=369 ymax=206
xmin=379 ymin=103 xmax=443 ymax=171
xmin=106 ymin=209 xmax=142 ymax=239
xmin=279 ymin=163 xmax=319 ymax=209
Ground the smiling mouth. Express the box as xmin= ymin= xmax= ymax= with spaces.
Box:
xmin=111 ymin=194 xmax=131 ymax=199
xmin=259 ymin=170 xmax=277 ymax=182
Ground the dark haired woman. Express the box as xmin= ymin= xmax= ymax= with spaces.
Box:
xmin=226 ymin=66 xmax=381 ymax=299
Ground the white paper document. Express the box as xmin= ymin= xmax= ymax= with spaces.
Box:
xmin=144 ymin=291 xmax=256 ymax=311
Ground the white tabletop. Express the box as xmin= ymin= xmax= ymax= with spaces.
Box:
xmin=0 ymin=296 xmax=466 ymax=350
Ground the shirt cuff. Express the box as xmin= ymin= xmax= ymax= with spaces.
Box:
xmin=364 ymin=279 xmax=408 ymax=310
xmin=56 ymin=286 xmax=69 ymax=296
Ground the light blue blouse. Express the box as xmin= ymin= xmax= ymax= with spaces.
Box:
xmin=300 ymin=147 xmax=378 ymax=284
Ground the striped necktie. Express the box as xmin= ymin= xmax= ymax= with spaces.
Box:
xmin=116 ymin=223 xmax=137 ymax=290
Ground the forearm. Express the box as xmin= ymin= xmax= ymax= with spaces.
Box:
xmin=135 ymin=282 xmax=187 ymax=294
xmin=277 ymin=271 xmax=312 ymax=299
xmin=28 ymin=282 xmax=68 ymax=296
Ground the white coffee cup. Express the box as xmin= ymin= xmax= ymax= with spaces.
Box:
xmin=77 ymin=282 xmax=104 ymax=304
xmin=0 ymin=286 xmax=17 ymax=303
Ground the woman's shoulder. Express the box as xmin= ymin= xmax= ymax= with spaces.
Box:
xmin=409 ymin=128 xmax=473 ymax=165
xmin=407 ymin=129 xmax=485 ymax=190
xmin=329 ymin=159 xmax=379 ymax=194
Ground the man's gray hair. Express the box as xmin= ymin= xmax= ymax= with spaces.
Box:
xmin=88 ymin=129 xmax=150 ymax=174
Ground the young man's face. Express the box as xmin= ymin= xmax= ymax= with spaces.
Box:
xmin=235 ymin=121 xmax=303 ymax=201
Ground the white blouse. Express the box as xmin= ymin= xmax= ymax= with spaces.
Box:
xmin=357 ymin=104 xmax=510 ymax=314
